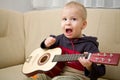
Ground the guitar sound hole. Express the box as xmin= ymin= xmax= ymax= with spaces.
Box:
xmin=41 ymin=56 xmax=47 ymax=63
xmin=38 ymin=53 xmax=50 ymax=65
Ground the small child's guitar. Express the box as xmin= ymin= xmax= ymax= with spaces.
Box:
xmin=22 ymin=48 xmax=120 ymax=77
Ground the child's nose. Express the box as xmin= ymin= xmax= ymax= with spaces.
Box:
xmin=65 ymin=20 xmax=71 ymax=25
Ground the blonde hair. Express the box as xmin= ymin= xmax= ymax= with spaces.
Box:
xmin=64 ymin=1 xmax=87 ymax=20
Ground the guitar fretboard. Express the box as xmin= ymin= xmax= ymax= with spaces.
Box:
xmin=52 ymin=54 xmax=88 ymax=62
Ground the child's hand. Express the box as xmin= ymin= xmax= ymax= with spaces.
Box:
xmin=78 ymin=52 xmax=92 ymax=71
xmin=44 ymin=37 xmax=56 ymax=48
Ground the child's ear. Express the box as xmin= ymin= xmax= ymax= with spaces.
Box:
xmin=81 ymin=20 xmax=87 ymax=30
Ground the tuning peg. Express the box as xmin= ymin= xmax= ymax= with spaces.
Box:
xmin=110 ymin=53 xmax=113 ymax=57
xmin=103 ymin=53 xmax=107 ymax=56
xmin=108 ymin=58 xmax=111 ymax=62
xmin=95 ymin=57 xmax=99 ymax=61
xmin=97 ymin=53 xmax=100 ymax=56
xmin=102 ymin=58 xmax=105 ymax=62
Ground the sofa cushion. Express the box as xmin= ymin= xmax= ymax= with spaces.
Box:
xmin=0 ymin=64 xmax=27 ymax=80
xmin=24 ymin=9 xmax=62 ymax=57
xmin=0 ymin=64 xmax=108 ymax=80
xmin=0 ymin=9 xmax=25 ymax=69
xmin=0 ymin=9 xmax=8 ymax=37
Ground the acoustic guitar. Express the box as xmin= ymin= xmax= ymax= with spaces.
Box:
xmin=22 ymin=48 xmax=120 ymax=77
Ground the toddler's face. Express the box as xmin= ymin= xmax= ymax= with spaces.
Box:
xmin=61 ymin=7 xmax=87 ymax=39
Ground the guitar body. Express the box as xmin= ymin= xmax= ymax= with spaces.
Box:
xmin=22 ymin=48 xmax=65 ymax=77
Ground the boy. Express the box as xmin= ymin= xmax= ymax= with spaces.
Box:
xmin=29 ymin=1 xmax=105 ymax=80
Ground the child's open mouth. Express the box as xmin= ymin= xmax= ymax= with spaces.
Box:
xmin=66 ymin=28 xmax=73 ymax=34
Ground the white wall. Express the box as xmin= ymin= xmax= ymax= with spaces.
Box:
xmin=0 ymin=0 xmax=32 ymax=12
xmin=0 ymin=0 xmax=119 ymax=12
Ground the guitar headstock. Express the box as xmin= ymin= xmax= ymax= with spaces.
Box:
xmin=89 ymin=53 xmax=120 ymax=66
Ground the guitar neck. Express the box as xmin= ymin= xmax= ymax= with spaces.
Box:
xmin=52 ymin=54 xmax=89 ymax=62
xmin=52 ymin=52 xmax=120 ymax=66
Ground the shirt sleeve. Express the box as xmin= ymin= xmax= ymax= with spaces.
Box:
xmin=84 ymin=42 xmax=106 ymax=80
xmin=85 ymin=63 xmax=106 ymax=80
xmin=40 ymin=35 xmax=59 ymax=49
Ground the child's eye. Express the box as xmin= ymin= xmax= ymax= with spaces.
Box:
xmin=72 ymin=18 xmax=77 ymax=21
xmin=62 ymin=18 xmax=67 ymax=21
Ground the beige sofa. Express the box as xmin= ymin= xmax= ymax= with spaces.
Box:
xmin=0 ymin=8 xmax=120 ymax=80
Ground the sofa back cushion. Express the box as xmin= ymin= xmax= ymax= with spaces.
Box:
xmin=24 ymin=8 xmax=120 ymax=80
xmin=0 ymin=9 xmax=25 ymax=68
xmin=24 ymin=9 xmax=62 ymax=57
